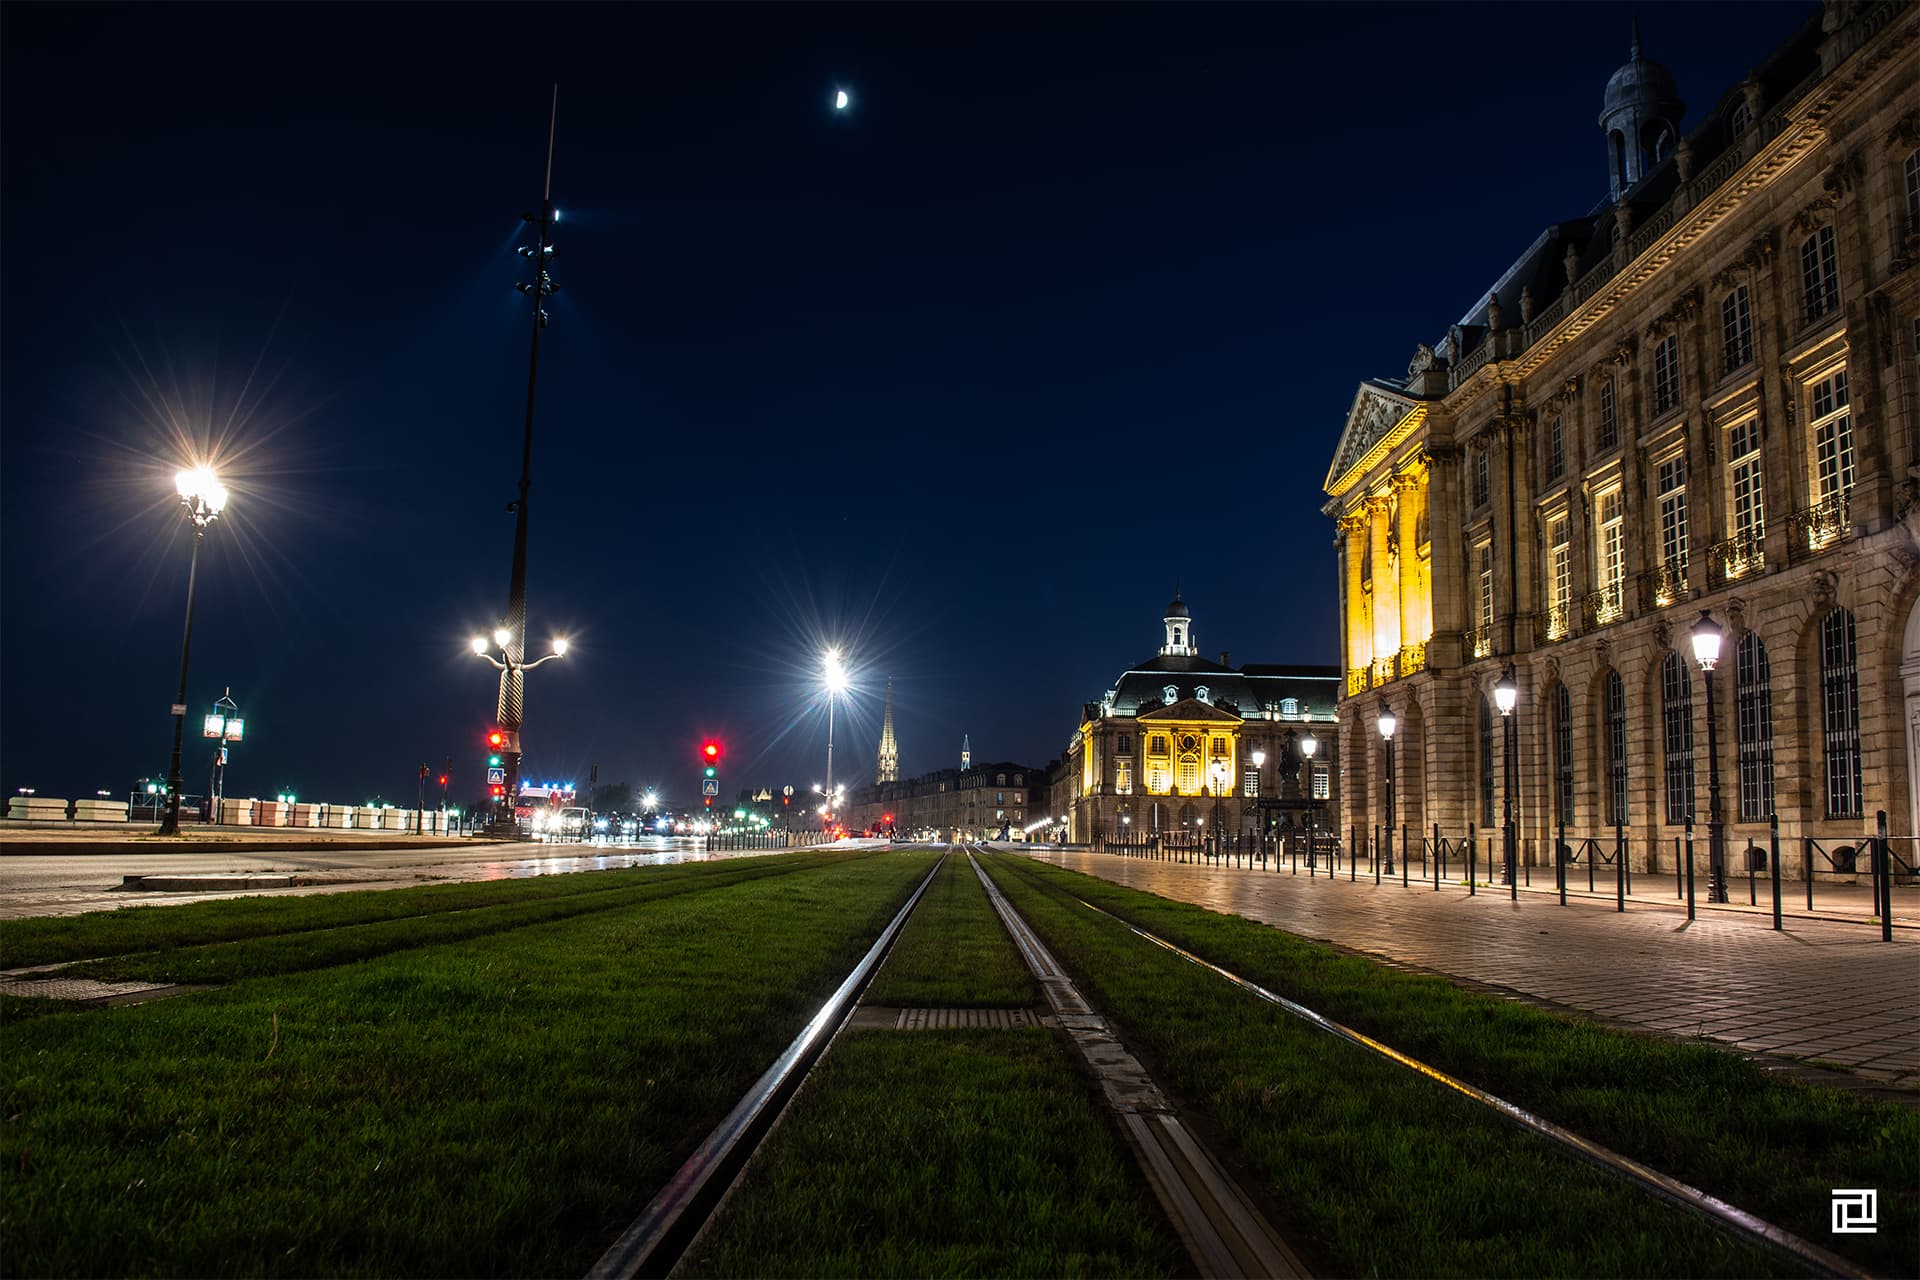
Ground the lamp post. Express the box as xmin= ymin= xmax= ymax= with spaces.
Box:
xmin=1207 ymin=758 xmax=1230 ymax=856
xmin=1377 ymin=705 xmax=1397 ymax=875
xmin=1251 ymin=747 xmax=1267 ymax=857
xmin=822 ymin=647 xmax=847 ymax=804
xmin=1300 ymin=730 xmax=1319 ymax=868
xmin=158 ymin=466 xmax=228 ymax=836
xmin=1495 ymin=667 xmax=1518 ymax=900
xmin=1691 ymin=610 xmax=1729 ymax=904
xmin=470 ymin=629 xmax=568 ymax=825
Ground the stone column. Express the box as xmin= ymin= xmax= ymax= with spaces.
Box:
xmin=1339 ymin=511 xmax=1370 ymax=678
xmin=1394 ymin=471 xmax=1423 ymax=657
xmin=1369 ymin=494 xmax=1399 ymax=671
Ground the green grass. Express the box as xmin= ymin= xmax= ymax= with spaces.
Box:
xmin=685 ymin=1029 xmax=1185 ymax=1278
xmin=861 ymin=855 xmax=1037 ymax=1009
xmin=1 ymin=851 xmax=939 ymax=1277
xmin=985 ymin=855 xmax=1918 ymax=1276
xmin=981 ymin=855 xmax=1834 ymax=1278
xmin=0 ymin=847 xmax=870 ymax=970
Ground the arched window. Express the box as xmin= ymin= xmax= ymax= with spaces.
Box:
xmin=1554 ymin=684 xmax=1575 ymax=823
xmin=1195 ymin=685 xmax=1211 ymax=705
xmin=1661 ymin=651 xmax=1695 ymax=825
xmin=1281 ymin=697 xmax=1299 ymax=718
xmin=1735 ymin=632 xmax=1775 ymax=822
xmin=995 ymin=773 xmax=1006 ymax=786
xmin=1478 ymin=693 xmax=1495 ymax=826
xmin=1820 ymin=609 xmax=1863 ymax=818
xmin=1729 ymin=99 xmax=1753 ymax=138
xmin=1606 ymin=671 xmax=1629 ymax=825
xmin=1163 ymin=684 xmax=1178 ymax=705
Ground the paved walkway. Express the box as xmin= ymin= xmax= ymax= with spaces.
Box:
xmin=1004 ymin=847 xmax=1920 ymax=1097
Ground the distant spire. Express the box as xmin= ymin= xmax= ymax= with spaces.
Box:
xmin=877 ymin=678 xmax=899 ymax=783
xmin=961 ymin=733 xmax=971 ymax=771
xmin=1630 ymin=16 xmax=1643 ymax=59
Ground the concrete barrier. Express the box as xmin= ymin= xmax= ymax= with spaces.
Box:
xmin=255 ymin=801 xmax=285 ymax=828
xmin=381 ymin=808 xmax=405 ymax=831
xmin=72 ymin=799 xmax=130 ymax=822
xmin=7 ymin=796 xmax=71 ymax=821
xmin=220 ymin=799 xmax=255 ymax=825
xmin=291 ymin=803 xmax=321 ymax=828
xmin=324 ymin=805 xmax=353 ymax=829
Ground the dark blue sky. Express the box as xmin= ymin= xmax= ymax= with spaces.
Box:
xmin=1 ymin=2 xmax=1806 ymax=810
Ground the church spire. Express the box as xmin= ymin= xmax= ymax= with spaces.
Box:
xmin=876 ymin=678 xmax=899 ymax=783
xmin=961 ymin=733 xmax=971 ymax=771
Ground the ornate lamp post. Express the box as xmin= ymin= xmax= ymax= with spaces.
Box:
xmin=1495 ymin=667 xmax=1519 ymax=900
xmin=1251 ymin=747 xmax=1267 ymax=857
xmin=158 ymin=465 xmax=228 ymax=836
xmin=470 ymin=629 xmax=567 ymax=825
xmin=1691 ymin=610 xmax=1729 ymax=903
xmin=1377 ymin=705 xmax=1397 ymax=875
xmin=1300 ymin=730 xmax=1319 ymax=868
xmin=1207 ymin=757 xmax=1230 ymax=855
xmin=823 ymin=647 xmax=847 ymax=803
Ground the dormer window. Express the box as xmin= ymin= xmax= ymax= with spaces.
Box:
xmin=1195 ymin=685 xmax=1211 ymax=705
xmin=1281 ymin=697 xmax=1299 ymax=718
xmin=1163 ymin=684 xmax=1179 ymax=704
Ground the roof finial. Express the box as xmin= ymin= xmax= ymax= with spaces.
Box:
xmin=1630 ymin=16 xmax=1643 ymax=59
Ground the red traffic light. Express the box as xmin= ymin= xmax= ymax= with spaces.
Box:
xmin=489 ymin=783 xmax=505 ymax=797
xmin=438 ymin=775 xmax=449 ymax=787
xmin=702 ymin=740 xmax=721 ymax=762
xmin=487 ymin=729 xmax=506 ymax=749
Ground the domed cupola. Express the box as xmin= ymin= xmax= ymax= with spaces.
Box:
xmin=1160 ymin=592 xmax=1194 ymax=657
xmin=1599 ymin=20 xmax=1686 ymax=200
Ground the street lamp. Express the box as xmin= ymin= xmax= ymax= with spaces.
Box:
xmin=822 ymin=647 xmax=848 ymax=806
xmin=1691 ymin=610 xmax=1728 ymax=904
xmin=1377 ymin=706 xmax=1397 ymax=875
xmin=158 ymin=465 xmax=228 ymax=836
xmin=1494 ymin=668 xmax=1519 ymax=900
xmin=470 ymin=628 xmax=568 ymax=824
xmin=1300 ymin=730 xmax=1319 ymax=868
xmin=1207 ymin=758 xmax=1231 ymax=856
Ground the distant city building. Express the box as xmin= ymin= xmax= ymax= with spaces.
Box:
xmin=876 ymin=678 xmax=899 ymax=783
xmin=1322 ymin=3 xmax=1920 ymax=864
xmin=846 ymin=758 xmax=1042 ymax=839
xmin=1056 ymin=595 xmax=1340 ymax=844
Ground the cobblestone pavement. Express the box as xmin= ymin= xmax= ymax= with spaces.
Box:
xmin=1007 ymin=848 xmax=1920 ymax=1095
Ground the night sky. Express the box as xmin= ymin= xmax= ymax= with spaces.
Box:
xmin=1 ymin=2 xmax=1805 ymax=811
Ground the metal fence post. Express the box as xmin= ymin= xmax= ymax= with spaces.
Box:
xmin=1804 ymin=835 xmax=1814 ymax=912
xmin=1684 ymin=818 xmax=1697 ymax=922
xmin=1747 ymin=837 xmax=1756 ymax=906
xmin=1468 ymin=821 xmax=1476 ymax=896
xmin=1770 ymin=814 xmax=1781 ymax=931
xmin=1877 ymin=810 xmax=1893 ymax=944
xmin=1402 ymin=823 xmax=1409 ymax=888
xmin=1434 ymin=823 xmax=1442 ymax=892
xmin=1677 ymin=836 xmax=1684 ymax=900
xmin=1615 ymin=822 xmax=1625 ymax=913
xmin=1557 ymin=816 xmax=1567 ymax=906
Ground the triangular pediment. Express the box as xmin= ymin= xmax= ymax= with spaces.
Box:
xmin=1324 ymin=381 xmax=1420 ymax=496
xmin=1137 ymin=698 xmax=1243 ymax=725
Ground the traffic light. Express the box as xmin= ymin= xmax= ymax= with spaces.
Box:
xmin=488 ymin=729 xmax=506 ymax=750
xmin=490 ymin=783 xmax=505 ymax=798
xmin=438 ymin=774 xmax=449 ymax=787
xmin=702 ymin=740 xmax=722 ymax=764
xmin=704 ymin=766 xmax=717 ymax=779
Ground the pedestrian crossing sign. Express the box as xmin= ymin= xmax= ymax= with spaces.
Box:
xmin=701 ymin=778 xmax=719 ymax=796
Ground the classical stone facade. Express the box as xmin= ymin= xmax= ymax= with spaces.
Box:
xmin=1058 ymin=596 xmax=1340 ymax=845
xmin=1323 ymin=2 xmax=1920 ymax=875
xmin=846 ymin=759 xmax=1042 ymax=839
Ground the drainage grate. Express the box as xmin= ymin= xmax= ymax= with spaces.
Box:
xmin=850 ymin=1006 xmax=1041 ymax=1031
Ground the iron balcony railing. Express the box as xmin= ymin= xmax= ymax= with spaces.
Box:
xmin=1787 ymin=489 xmax=1851 ymax=555
xmin=1708 ymin=530 xmax=1766 ymax=584
xmin=1541 ymin=604 xmax=1571 ymax=642
xmin=1638 ymin=559 xmax=1687 ymax=611
xmin=1468 ymin=626 xmax=1492 ymax=660
xmin=1582 ymin=584 xmax=1626 ymax=630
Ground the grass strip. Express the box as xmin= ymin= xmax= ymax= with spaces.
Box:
xmin=1 ymin=852 xmax=938 ymax=1277
xmin=861 ymin=854 xmax=1037 ymax=1008
xmin=685 ymin=1028 xmax=1186 ymax=1278
xmin=0 ymin=847 xmax=869 ymax=970
xmin=981 ymin=855 xmax=1812 ymax=1278
xmin=990 ymin=854 xmax=1917 ymax=1277
xmin=57 ymin=852 xmax=870 ymax=988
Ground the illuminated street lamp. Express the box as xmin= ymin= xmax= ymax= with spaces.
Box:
xmin=1251 ymin=747 xmax=1268 ymax=849
xmin=1377 ymin=705 xmax=1397 ymax=876
xmin=822 ymin=647 xmax=848 ymax=804
xmin=470 ymin=628 xmax=568 ymax=823
xmin=1691 ymin=610 xmax=1728 ymax=904
xmin=1494 ymin=668 xmax=1519 ymax=900
xmin=158 ymin=465 xmax=228 ymax=836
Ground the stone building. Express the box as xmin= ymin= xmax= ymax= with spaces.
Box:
xmin=846 ymin=751 xmax=1043 ymax=840
xmin=1058 ymin=596 xmax=1340 ymax=845
xmin=1322 ymin=1 xmax=1920 ymax=877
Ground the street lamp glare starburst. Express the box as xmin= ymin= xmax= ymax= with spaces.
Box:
xmin=174 ymin=464 xmax=228 ymax=514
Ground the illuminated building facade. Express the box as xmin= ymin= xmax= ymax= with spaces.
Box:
xmin=1323 ymin=2 xmax=1920 ymax=866
xmin=846 ymin=758 xmax=1042 ymax=839
xmin=1059 ymin=596 xmax=1340 ymax=844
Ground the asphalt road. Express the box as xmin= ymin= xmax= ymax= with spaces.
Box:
xmin=0 ymin=836 xmax=853 ymax=920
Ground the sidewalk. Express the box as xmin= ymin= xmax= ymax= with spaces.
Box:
xmin=1006 ymin=846 xmax=1920 ymax=1099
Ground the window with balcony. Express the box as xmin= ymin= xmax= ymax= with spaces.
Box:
xmin=1811 ymin=369 xmax=1854 ymax=505
xmin=1595 ymin=488 xmax=1625 ymax=621
xmin=1720 ymin=285 xmax=1753 ymax=374
xmin=1596 ymin=378 xmax=1618 ymax=452
xmin=1800 ymin=225 xmax=1839 ymax=326
xmin=1820 ymin=608 xmax=1862 ymax=819
xmin=1722 ymin=418 xmax=1765 ymax=580
xmin=1653 ymin=334 xmax=1681 ymax=415
xmin=1657 ymin=456 xmax=1689 ymax=578
xmin=1547 ymin=514 xmax=1571 ymax=639
xmin=1661 ymin=650 xmax=1695 ymax=825
xmin=1474 ymin=541 xmax=1494 ymax=655
xmin=1734 ymin=632 xmax=1773 ymax=822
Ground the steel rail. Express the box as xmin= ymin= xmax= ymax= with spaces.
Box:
xmin=587 ymin=852 xmax=947 ymax=1280
xmin=1036 ymin=875 xmax=1871 ymax=1280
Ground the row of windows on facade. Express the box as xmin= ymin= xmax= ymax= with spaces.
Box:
xmin=1466 ymin=362 xmax=1852 ymax=642
xmin=1469 ymin=220 xmax=1863 ymax=520
xmin=1107 ymin=759 xmax=1333 ymax=800
xmin=1461 ymin=607 xmax=1862 ymax=830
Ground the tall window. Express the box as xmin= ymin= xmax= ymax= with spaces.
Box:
xmin=1115 ymin=761 xmax=1133 ymax=796
xmin=1547 ymin=418 xmax=1565 ymax=482
xmin=1801 ymin=225 xmax=1839 ymax=326
xmin=1906 ymin=149 xmax=1920 ymax=233
xmin=1554 ymin=684 xmax=1574 ymax=823
xmin=1729 ymin=99 xmax=1752 ymax=137
xmin=1734 ymin=632 xmax=1774 ymax=822
xmin=1597 ymin=378 xmax=1618 ymax=451
xmin=1473 ymin=449 xmax=1490 ymax=507
xmin=1658 ymin=456 xmax=1689 ymax=572
xmin=1606 ymin=671 xmax=1629 ymax=825
xmin=1476 ymin=541 xmax=1494 ymax=640
xmin=1478 ymin=694 xmax=1495 ymax=826
xmin=1811 ymin=369 xmax=1854 ymax=505
xmin=1727 ymin=418 xmax=1765 ymax=564
xmin=1820 ymin=609 xmax=1863 ymax=819
xmin=1653 ymin=334 xmax=1681 ymax=415
xmin=1721 ymin=285 xmax=1753 ymax=374
xmin=1661 ymin=651 xmax=1695 ymax=825
xmin=1547 ymin=514 xmax=1571 ymax=638
xmin=1312 ymin=765 xmax=1329 ymax=800
xmin=1596 ymin=488 xmax=1625 ymax=618
xmin=1242 ymin=768 xmax=1259 ymax=798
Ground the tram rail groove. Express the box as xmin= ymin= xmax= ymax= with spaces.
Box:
xmin=587 ymin=853 xmax=947 ymax=1280
xmin=1032 ymin=873 xmax=1872 ymax=1280
xmin=967 ymin=847 xmax=1310 ymax=1279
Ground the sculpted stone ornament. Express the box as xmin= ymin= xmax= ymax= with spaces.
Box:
xmin=1408 ymin=343 xmax=1435 ymax=378
xmin=1654 ymin=620 xmax=1672 ymax=652
xmin=1811 ymin=570 xmax=1838 ymax=608
xmin=1520 ymin=286 xmax=1535 ymax=325
xmin=1487 ymin=294 xmax=1503 ymax=332
xmin=1565 ymin=242 xmax=1583 ymax=289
